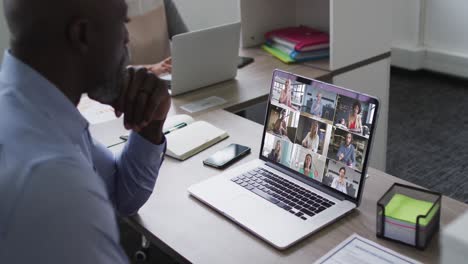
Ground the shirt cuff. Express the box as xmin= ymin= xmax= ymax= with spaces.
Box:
xmin=125 ymin=131 xmax=166 ymax=166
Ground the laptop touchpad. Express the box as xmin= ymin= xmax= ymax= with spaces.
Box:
xmin=226 ymin=195 xmax=291 ymax=230
xmin=227 ymin=195 xmax=268 ymax=220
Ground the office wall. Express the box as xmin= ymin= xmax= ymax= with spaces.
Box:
xmin=423 ymin=0 xmax=468 ymax=78
xmin=392 ymin=0 xmax=421 ymax=48
xmin=392 ymin=0 xmax=468 ymax=78
xmin=131 ymin=0 xmax=240 ymax=37
xmin=0 ymin=1 xmax=9 ymax=62
xmin=424 ymin=0 xmax=468 ymax=55
xmin=391 ymin=0 xmax=425 ymax=70
xmin=168 ymin=0 xmax=240 ymax=31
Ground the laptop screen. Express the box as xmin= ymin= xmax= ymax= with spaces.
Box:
xmin=260 ymin=70 xmax=379 ymax=201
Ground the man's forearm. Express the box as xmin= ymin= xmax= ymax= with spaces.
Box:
xmin=114 ymin=128 xmax=166 ymax=216
xmin=138 ymin=120 xmax=165 ymax=145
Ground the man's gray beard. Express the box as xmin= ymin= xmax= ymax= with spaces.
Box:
xmin=88 ymin=48 xmax=131 ymax=105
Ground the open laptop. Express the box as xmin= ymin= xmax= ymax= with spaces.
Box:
xmin=161 ymin=21 xmax=241 ymax=96
xmin=188 ymin=69 xmax=380 ymax=249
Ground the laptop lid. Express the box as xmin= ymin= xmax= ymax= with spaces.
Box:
xmin=259 ymin=70 xmax=380 ymax=205
xmin=170 ymin=21 xmax=241 ymax=96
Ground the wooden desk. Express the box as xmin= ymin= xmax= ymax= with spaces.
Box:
xmin=105 ymin=109 xmax=467 ymax=264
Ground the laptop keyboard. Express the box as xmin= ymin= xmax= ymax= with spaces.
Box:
xmin=231 ymin=168 xmax=335 ymax=221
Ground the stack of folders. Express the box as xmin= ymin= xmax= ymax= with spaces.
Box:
xmin=383 ymin=194 xmax=438 ymax=245
xmin=262 ymin=25 xmax=330 ymax=64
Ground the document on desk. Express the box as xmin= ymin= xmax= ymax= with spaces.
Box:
xmin=314 ymin=234 xmax=421 ymax=264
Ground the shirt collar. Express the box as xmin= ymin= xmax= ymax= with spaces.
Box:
xmin=0 ymin=50 xmax=89 ymax=142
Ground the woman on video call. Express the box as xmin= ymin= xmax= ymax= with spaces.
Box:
xmin=279 ymin=79 xmax=297 ymax=110
xmin=268 ymin=140 xmax=282 ymax=163
xmin=348 ymin=101 xmax=363 ymax=133
xmin=331 ymin=167 xmax=348 ymax=194
xmin=299 ymin=154 xmax=318 ymax=179
xmin=302 ymin=120 xmax=320 ymax=153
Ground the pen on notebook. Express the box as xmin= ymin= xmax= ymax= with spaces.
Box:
xmin=119 ymin=122 xmax=188 ymax=140
xmin=164 ymin=122 xmax=187 ymax=135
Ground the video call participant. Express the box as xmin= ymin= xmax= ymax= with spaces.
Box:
xmin=310 ymin=92 xmax=323 ymax=117
xmin=301 ymin=120 xmax=319 ymax=153
xmin=272 ymin=109 xmax=287 ymax=136
xmin=268 ymin=140 xmax=282 ymax=163
xmin=299 ymin=154 xmax=318 ymax=179
xmin=336 ymin=133 xmax=356 ymax=167
xmin=331 ymin=167 xmax=348 ymax=194
xmin=335 ymin=118 xmax=347 ymax=130
xmin=278 ymin=79 xmax=297 ymax=110
xmin=348 ymin=101 xmax=362 ymax=133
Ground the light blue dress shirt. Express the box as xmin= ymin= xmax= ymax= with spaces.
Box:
xmin=310 ymin=98 xmax=322 ymax=117
xmin=0 ymin=51 xmax=166 ymax=263
xmin=336 ymin=143 xmax=356 ymax=167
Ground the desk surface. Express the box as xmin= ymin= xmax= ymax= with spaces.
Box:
xmin=106 ymin=109 xmax=467 ymax=264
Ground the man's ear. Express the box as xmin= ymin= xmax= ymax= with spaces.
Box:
xmin=67 ymin=19 xmax=90 ymax=54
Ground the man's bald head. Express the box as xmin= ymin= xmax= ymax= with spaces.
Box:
xmin=4 ymin=0 xmax=100 ymax=47
xmin=3 ymin=0 xmax=130 ymax=105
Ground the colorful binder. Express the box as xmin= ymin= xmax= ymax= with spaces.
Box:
xmin=262 ymin=44 xmax=294 ymax=63
xmin=265 ymin=26 xmax=330 ymax=52
xmin=266 ymin=41 xmax=329 ymax=60
xmin=262 ymin=44 xmax=329 ymax=64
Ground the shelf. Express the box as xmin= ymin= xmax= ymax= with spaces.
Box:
xmin=240 ymin=0 xmax=391 ymax=71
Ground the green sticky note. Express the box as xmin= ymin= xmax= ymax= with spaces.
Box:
xmin=385 ymin=193 xmax=438 ymax=226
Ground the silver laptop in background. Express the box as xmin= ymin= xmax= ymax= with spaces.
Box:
xmin=161 ymin=22 xmax=241 ymax=96
xmin=188 ymin=69 xmax=380 ymax=249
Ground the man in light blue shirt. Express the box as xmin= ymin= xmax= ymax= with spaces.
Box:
xmin=310 ymin=92 xmax=323 ymax=117
xmin=0 ymin=0 xmax=171 ymax=263
xmin=336 ymin=132 xmax=356 ymax=167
